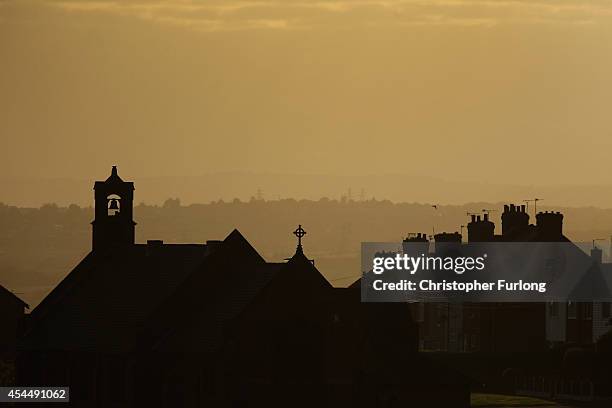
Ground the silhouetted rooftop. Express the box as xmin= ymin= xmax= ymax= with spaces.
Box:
xmin=0 ymin=284 xmax=28 ymax=309
xmin=22 ymin=242 xmax=209 ymax=352
xmin=21 ymin=228 xmax=332 ymax=353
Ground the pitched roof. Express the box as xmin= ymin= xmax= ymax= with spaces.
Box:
xmin=142 ymin=241 xmax=333 ymax=353
xmin=0 ymin=284 xmax=28 ymax=309
xmin=149 ymin=262 xmax=284 ymax=353
xmin=21 ymin=243 xmax=209 ymax=352
xmin=20 ymin=228 xmax=284 ymax=353
xmin=21 ymin=227 xmax=336 ymax=354
xmin=29 ymin=252 xmax=98 ymax=322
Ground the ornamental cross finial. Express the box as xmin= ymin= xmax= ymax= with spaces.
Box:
xmin=293 ymin=224 xmax=306 ymax=248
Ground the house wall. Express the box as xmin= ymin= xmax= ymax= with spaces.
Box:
xmin=546 ymin=302 xmax=566 ymax=343
xmin=593 ymin=302 xmax=612 ymax=343
xmin=566 ymin=302 xmax=593 ymax=344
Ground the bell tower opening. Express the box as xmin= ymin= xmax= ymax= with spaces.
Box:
xmin=92 ymin=166 xmax=136 ymax=252
xmin=107 ymin=194 xmax=121 ymax=216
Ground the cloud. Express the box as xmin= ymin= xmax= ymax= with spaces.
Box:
xmin=4 ymin=0 xmax=612 ymax=31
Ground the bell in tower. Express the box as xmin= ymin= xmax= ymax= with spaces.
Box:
xmin=91 ymin=166 xmax=136 ymax=252
xmin=108 ymin=198 xmax=120 ymax=210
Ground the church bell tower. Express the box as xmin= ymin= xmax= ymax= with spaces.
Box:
xmin=92 ymin=166 xmax=136 ymax=252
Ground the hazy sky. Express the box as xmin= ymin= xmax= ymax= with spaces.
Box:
xmin=2 ymin=0 xmax=612 ymax=187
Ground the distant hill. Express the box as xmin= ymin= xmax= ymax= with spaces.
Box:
xmin=4 ymin=173 xmax=612 ymax=208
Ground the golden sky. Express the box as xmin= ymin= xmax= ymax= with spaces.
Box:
xmin=2 ymin=0 xmax=612 ymax=188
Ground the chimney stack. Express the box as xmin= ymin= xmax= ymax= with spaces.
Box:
xmin=591 ymin=246 xmax=603 ymax=265
xmin=535 ymin=211 xmax=563 ymax=241
xmin=501 ymin=203 xmax=529 ymax=239
xmin=467 ymin=211 xmax=495 ymax=242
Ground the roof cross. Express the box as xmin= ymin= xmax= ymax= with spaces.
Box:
xmin=293 ymin=224 xmax=306 ymax=248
